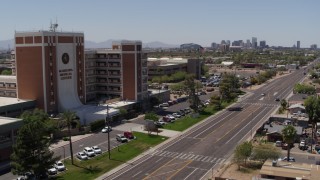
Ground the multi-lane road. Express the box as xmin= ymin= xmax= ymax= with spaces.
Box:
xmin=105 ymin=67 xmax=308 ymax=180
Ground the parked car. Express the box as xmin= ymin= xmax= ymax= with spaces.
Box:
xmin=48 ymin=166 xmax=57 ymax=175
xmin=54 ymin=161 xmax=65 ymax=171
xmin=159 ymin=103 xmax=169 ymax=108
xmin=76 ymin=152 xmax=88 ymax=160
xmin=166 ymin=114 xmax=175 ymax=121
xmin=124 ymin=131 xmax=135 ymax=139
xmin=172 ymin=113 xmax=181 ymax=118
xmin=162 ymin=116 xmax=171 ymax=122
xmin=275 ymin=140 xmax=282 ymax=147
xmin=116 ymin=134 xmax=128 ymax=143
xmin=282 ymin=143 xmax=294 ymax=150
xmin=167 ymin=101 xmax=174 ymax=106
xmin=101 ymin=126 xmax=112 ymax=133
xmin=154 ymin=119 xmax=166 ymax=126
xmin=278 ymin=157 xmax=295 ymax=162
xmin=299 ymin=140 xmax=308 ymax=150
xmin=91 ymin=146 xmax=102 ymax=154
xmin=184 ymin=108 xmax=191 ymax=114
xmin=178 ymin=110 xmax=185 ymax=116
xmin=275 ymin=97 xmax=280 ymax=101
xmin=84 ymin=147 xmax=95 ymax=157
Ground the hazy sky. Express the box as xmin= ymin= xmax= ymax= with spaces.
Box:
xmin=1 ymin=0 xmax=319 ymax=47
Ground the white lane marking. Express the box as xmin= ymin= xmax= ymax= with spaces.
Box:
xmin=200 ymin=164 xmax=217 ymax=180
xmin=259 ymin=97 xmax=264 ymax=101
xmin=110 ymin=155 xmax=153 ymax=180
xmin=273 ymin=92 xmax=278 ymax=96
xmin=155 ymin=157 xmax=163 ymax=163
xmin=226 ymin=107 xmax=269 ymax=144
xmin=194 ymin=112 xmax=235 ymax=138
xmin=183 ymin=168 xmax=198 ymax=180
xmin=132 ymin=170 xmax=142 ymax=178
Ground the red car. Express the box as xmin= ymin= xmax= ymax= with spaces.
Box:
xmin=124 ymin=131 xmax=134 ymax=139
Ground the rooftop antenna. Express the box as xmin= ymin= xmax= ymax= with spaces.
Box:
xmin=49 ymin=19 xmax=58 ymax=32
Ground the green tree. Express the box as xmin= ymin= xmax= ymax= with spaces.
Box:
xmin=251 ymin=144 xmax=281 ymax=163
xmin=144 ymin=112 xmax=159 ymax=121
xmin=1 ymin=69 xmax=12 ymax=75
xmin=184 ymin=74 xmax=201 ymax=112
xmin=219 ymin=73 xmax=240 ymax=102
xmin=11 ymin=109 xmax=58 ymax=178
xmin=304 ymin=96 xmax=320 ymax=152
xmin=282 ymin=125 xmax=297 ymax=161
xmin=210 ymin=94 xmax=222 ymax=110
xmin=233 ymin=141 xmax=253 ymax=169
xmin=61 ymin=110 xmax=78 ymax=165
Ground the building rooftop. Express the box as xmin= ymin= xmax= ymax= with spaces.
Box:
xmin=0 ymin=116 xmax=23 ymax=132
xmin=260 ymin=159 xmax=320 ymax=180
xmin=0 ymin=97 xmax=31 ymax=106
xmin=0 ymin=75 xmax=16 ymax=83
xmin=264 ymin=124 xmax=303 ymax=135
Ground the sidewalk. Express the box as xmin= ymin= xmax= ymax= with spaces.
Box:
xmin=112 ymin=121 xmax=181 ymax=138
xmin=49 ymin=133 xmax=94 ymax=150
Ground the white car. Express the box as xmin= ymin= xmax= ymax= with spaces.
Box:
xmin=54 ymin=161 xmax=65 ymax=171
xmin=84 ymin=147 xmax=95 ymax=157
xmin=278 ymin=157 xmax=295 ymax=162
xmin=166 ymin=114 xmax=175 ymax=121
xmin=154 ymin=119 xmax=166 ymax=126
xmin=91 ymin=146 xmax=102 ymax=154
xmin=116 ymin=134 xmax=128 ymax=143
xmin=101 ymin=126 xmax=112 ymax=133
xmin=76 ymin=152 xmax=88 ymax=160
xmin=48 ymin=166 xmax=57 ymax=175
xmin=172 ymin=113 xmax=181 ymax=118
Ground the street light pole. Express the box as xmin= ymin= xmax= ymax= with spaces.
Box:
xmin=106 ymin=105 xmax=111 ymax=160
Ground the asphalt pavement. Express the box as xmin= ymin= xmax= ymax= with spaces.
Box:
xmin=101 ymin=67 xmax=311 ymax=180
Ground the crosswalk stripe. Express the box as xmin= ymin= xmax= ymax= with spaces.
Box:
xmin=179 ymin=154 xmax=188 ymax=159
xmin=204 ymin=157 xmax=212 ymax=162
xmin=158 ymin=151 xmax=167 ymax=156
xmin=176 ymin=153 xmax=184 ymax=159
xmin=188 ymin=154 xmax=195 ymax=159
xmin=210 ymin=157 xmax=217 ymax=163
xmin=196 ymin=156 xmax=204 ymax=161
xmin=201 ymin=157 xmax=210 ymax=162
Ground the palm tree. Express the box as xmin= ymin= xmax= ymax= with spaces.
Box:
xmin=61 ymin=110 xmax=77 ymax=165
xmin=304 ymin=96 xmax=320 ymax=152
xmin=282 ymin=125 xmax=297 ymax=161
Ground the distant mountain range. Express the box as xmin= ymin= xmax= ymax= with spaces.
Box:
xmin=0 ymin=39 xmax=178 ymax=49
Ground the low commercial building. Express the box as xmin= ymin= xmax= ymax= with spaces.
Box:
xmin=147 ymin=57 xmax=202 ymax=80
xmin=0 ymin=117 xmax=23 ymax=165
xmin=260 ymin=159 xmax=320 ymax=180
xmin=0 ymin=76 xmax=17 ymax=98
xmin=0 ymin=97 xmax=36 ymax=117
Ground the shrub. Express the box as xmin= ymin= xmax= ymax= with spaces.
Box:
xmin=90 ymin=119 xmax=105 ymax=131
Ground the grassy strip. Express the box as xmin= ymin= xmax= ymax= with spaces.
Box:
xmin=54 ymin=132 xmax=168 ymax=180
xmin=162 ymin=101 xmax=232 ymax=131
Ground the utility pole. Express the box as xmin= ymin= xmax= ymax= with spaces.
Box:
xmin=106 ymin=105 xmax=111 ymax=159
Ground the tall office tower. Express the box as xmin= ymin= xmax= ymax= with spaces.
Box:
xmin=246 ymin=39 xmax=251 ymax=47
xmin=252 ymin=37 xmax=257 ymax=48
xmin=310 ymin=44 xmax=317 ymax=49
xmin=211 ymin=42 xmax=217 ymax=49
xmin=297 ymin=41 xmax=300 ymax=49
xmin=85 ymin=41 xmax=148 ymax=102
xmin=15 ymin=30 xmax=85 ymax=113
xmin=226 ymin=40 xmax=231 ymax=45
xmin=260 ymin=41 xmax=266 ymax=48
xmin=221 ymin=40 xmax=226 ymax=45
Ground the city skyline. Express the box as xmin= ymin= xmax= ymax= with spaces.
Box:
xmin=1 ymin=0 xmax=319 ymax=47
